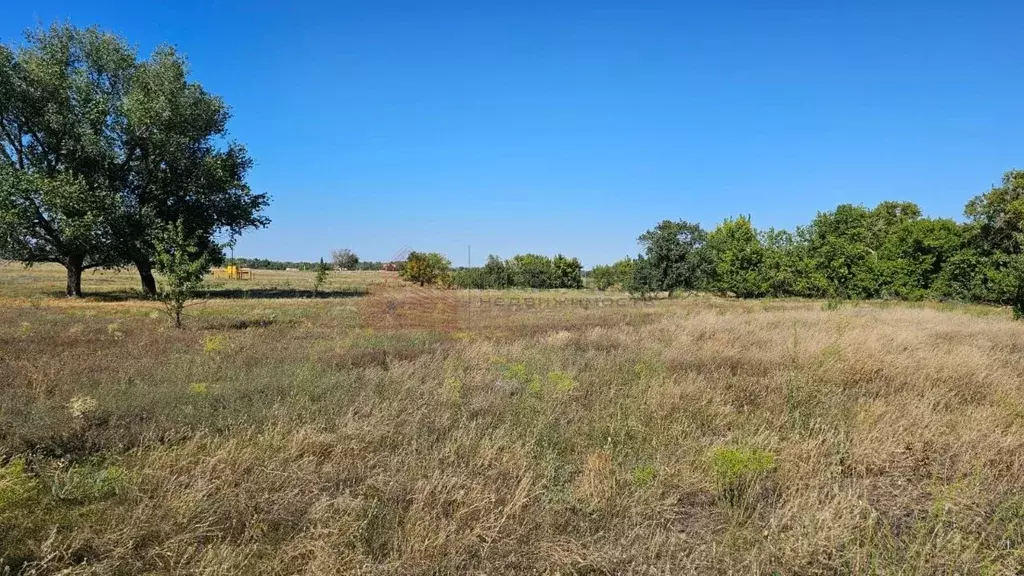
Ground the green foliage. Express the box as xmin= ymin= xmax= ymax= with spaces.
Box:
xmin=589 ymin=264 xmax=615 ymax=290
xmin=590 ymin=257 xmax=634 ymax=291
xmin=0 ymin=23 xmax=268 ymax=297
xmin=483 ymin=254 xmax=511 ymax=288
xmin=622 ymin=179 xmax=1024 ymax=315
xmin=965 ymin=170 xmax=1024 ymax=256
xmin=451 ymin=253 xmax=585 ymax=290
xmin=706 ymin=215 xmax=767 ymax=297
xmin=0 ymin=25 xmax=134 ymax=295
xmin=312 ymin=257 xmax=330 ymax=295
xmin=154 ymin=220 xmax=211 ymax=328
xmin=509 ymin=253 xmax=555 ymax=288
xmin=551 ymin=254 xmax=583 ymax=289
xmin=400 ymin=251 xmax=451 ymax=287
xmin=637 ymin=220 xmax=709 ymax=295
xmin=450 ymin=267 xmax=491 ymax=289
xmin=0 ymin=458 xmax=35 ymax=512
xmin=625 ymin=255 xmax=659 ymax=299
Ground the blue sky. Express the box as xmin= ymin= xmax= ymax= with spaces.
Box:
xmin=3 ymin=1 xmax=1022 ymax=266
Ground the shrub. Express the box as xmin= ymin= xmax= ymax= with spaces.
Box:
xmin=625 ymin=255 xmax=658 ymax=299
xmin=400 ymin=252 xmax=451 ymax=287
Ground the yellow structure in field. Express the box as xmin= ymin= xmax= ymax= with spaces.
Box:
xmin=221 ymin=265 xmax=252 ymax=280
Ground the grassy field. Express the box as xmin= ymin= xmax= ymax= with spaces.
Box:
xmin=2 ymin=263 xmax=1024 ymax=574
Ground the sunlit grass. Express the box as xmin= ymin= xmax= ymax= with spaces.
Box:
xmin=1 ymin=264 xmax=1023 ymax=573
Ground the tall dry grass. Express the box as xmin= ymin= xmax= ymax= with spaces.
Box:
xmin=1 ymin=266 xmax=1023 ymax=574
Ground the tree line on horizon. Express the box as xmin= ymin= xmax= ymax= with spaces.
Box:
xmin=603 ymin=169 xmax=1024 ymax=317
xmin=400 ymin=169 xmax=1024 ymax=318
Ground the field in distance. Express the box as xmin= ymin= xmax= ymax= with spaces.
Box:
xmin=2 ymin=264 xmax=1023 ymax=574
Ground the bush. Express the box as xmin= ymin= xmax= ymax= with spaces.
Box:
xmin=400 ymin=252 xmax=451 ymax=287
xmin=625 ymin=255 xmax=658 ymax=299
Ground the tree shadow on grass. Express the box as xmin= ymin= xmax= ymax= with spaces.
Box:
xmin=53 ymin=287 xmax=368 ymax=302
xmin=202 ymin=287 xmax=368 ymax=300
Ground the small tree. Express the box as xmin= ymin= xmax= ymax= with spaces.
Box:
xmin=153 ymin=221 xmax=211 ymax=328
xmin=590 ymin=257 xmax=634 ymax=291
xmin=312 ymin=257 xmax=330 ymax=296
xmin=638 ymin=220 xmax=708 ymax=296
xmin=625 ymin=255 xmax=658 ymax=299
xmin=331 ymin=248 xmax=359 ymax=270
xmin=590 ymin=264 xmax=616 ymax=290
xmin=400 ymin=251 xmax=451 ymax=287
xmin=552 ymin=254 xmax=583 ymax=288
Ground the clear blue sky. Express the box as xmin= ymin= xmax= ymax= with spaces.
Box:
xmin=3 ymin=1 xmax=1022 ymax=266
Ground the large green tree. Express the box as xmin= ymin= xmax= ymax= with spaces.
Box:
xmin=117 ymin=45 xmax=268 ymax=295
xmin=0 ymin=25 xmax=132 ymax=295
xmin=0 ymin=23 xmax=268 ymax=297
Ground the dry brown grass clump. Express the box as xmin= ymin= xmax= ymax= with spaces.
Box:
xmin=2 ymin=265 xmax=1024 ymax=574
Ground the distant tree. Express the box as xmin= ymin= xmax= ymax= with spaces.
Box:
xmin=589 ymin=264 xmax=616 ymax=291
xmin=552 ymin=254 xmax=583 ymax=288
xmin=807 ymin=205 xmax=878 ymax=298
xmin=965 ymin=170 xmax=1024 ymax=256
xmin=400 ymin=251 xmax=451 ymax=287
xmin=759 ymin=227 xmax=828 ymax=298
xmin=876 ymin=217 xmax=963 ymax=300
xmin=331 ymin=249 xmax=359 ymax=270
xmin=509 ymin=254 xmax=555 ymax=289
xmin=638 ymin=220 xmax=708 ymax=296
xmin=483 ymin=254 xmax=511 ymax=288
xmin=153 ymin=221 xmax=211 ymax=328
xmin=591 ymin=258 xmax=634 ymax=291
xmin=451 ymin=267 xmax=492 ymax=289
xmin=625 ymin=255 xmax=658 ymax=299
xmin=706 ymin=216 xmax=767 ymax=298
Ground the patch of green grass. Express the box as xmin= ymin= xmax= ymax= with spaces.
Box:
xmin=710 ymin=445 xmax=776 ymax=509
xmin=0 ymin=458 xmax=36 ymax=512
xmin=630 ymin=464 xmax=657 ymax=488
xmin=51 ymin=461 xmax=127 ymax=503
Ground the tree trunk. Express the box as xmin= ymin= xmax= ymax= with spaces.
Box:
xmin=66 ymin=257 xmax=84 ymax=297
xmin=135 ymin=259 xmax=157 ymax=296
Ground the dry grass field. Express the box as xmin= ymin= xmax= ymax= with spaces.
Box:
xmin=2 ymin=264 xmax=1024 ymax=574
